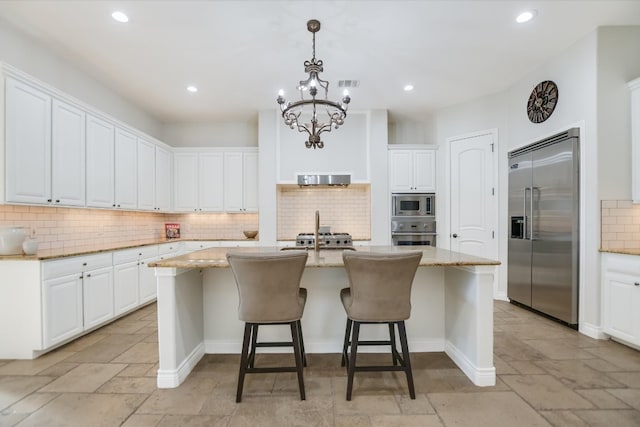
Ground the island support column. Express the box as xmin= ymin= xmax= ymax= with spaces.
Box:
xmin=444 ymin=265 xmax=496 ymax=386
xmin=155 ymin=267 xmax=206 ymax=388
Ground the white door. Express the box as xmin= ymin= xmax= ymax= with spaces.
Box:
xmin=86 ymin=115 xmax=115 ymax=208
xmin=114 ymin=128 xmax=138 ymax=209
xmin=450 ymin=132 xmax=497 ymax=258
xmin=5 ymin=78 xmax=52 ymax=204
xmin=137 ymin=138 xmax=156 ymax=210
xmin=113 ymin=261 xmax=139 ymax=316
xmin=42 ymin=274 xmax=83 ymax=348
xmin=199 ymin=152 xmax=224 ymax=212
xmin=82 ymin=266 xmax=114 ymax=330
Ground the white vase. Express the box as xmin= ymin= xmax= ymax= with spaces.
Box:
xmin=0 ymin=227 xmax=26 ymax=255
xmin=22 ymin=237 xmax=39 ymax=255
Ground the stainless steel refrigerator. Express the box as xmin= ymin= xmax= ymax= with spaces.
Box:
xmin=508 ymin=128 xmax=579 ymax=327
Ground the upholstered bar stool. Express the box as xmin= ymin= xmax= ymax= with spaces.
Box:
xmin=340 ymin=251 xmax=422 ymax=401
xmin=226 ymin=251 xmax=309 ymax=402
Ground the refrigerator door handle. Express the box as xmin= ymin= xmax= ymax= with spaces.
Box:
xmin=524 ymin=187 xmax=530 ymax=240
xmin=530 ymin=187 xmax=536 ymax=241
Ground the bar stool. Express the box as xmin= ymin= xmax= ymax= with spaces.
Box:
xmin=340 ymin=251 xmax=422 ymax=401
xmin=226 ymin=251 xmax=309 ymax=402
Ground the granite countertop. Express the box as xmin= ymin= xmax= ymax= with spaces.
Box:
xmin=0 ymin=238 xmax=256 ymax=261
xmin=148 ymin=245 xmax=501 ymax=269
xmin=600 ymin=248 xmax=640 ymax=256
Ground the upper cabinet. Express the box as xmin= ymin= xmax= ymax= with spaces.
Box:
xmin=630 ymin=77 xmax=640 ymax=203
xmin=6 ymin=78 xmax=87 ymax=206
xmin=86 ymin=114 xmax=115 ymax=208
xmin=388 ymin=146 xmax=436 ymax=193
xmin=137 ymin=138 xmax=156 ymax=211
xmin=174 ymin=150 xmax=224 ymax=212
xmin=114 ymin=128 xmax=138 ymax=209
xmin=154 ymin=145 xmax=172 ymax=212
xmin=5 ymin=78 xmax=52 ymax=204
xmin=224 ymin=150 xmax=258 ymax=212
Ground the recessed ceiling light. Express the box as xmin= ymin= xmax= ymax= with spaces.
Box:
xmin=186 ymin=86 xmax=198 ymax=93
xmin=404 ymin=84 xmax=414 ymax=92
xmin=516 ymin=10 xmax=537 ymax=24
xmin=111 ymin=11 xmax=129 ymax=23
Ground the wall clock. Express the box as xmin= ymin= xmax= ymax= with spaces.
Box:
xmin=527 ymin=80 xmax=558 ymax=123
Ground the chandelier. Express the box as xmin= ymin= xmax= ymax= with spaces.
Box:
xmin=276 ymin=19 xmax=351 ymax=149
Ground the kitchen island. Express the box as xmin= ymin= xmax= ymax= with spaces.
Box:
xmin=149 ymin=246 xmax=500 ymax=389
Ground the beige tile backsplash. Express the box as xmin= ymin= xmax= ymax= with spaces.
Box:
xmin=277 ymin=185 xmax=371 ymax=240
xmin=601 ymin=200 xmax=640 ymax=249
xmin=0 ymin=205 xmax=258 ymax=250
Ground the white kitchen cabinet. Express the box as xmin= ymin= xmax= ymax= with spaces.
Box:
xmin=51 ymin=99 xmax=86 ymax=206
xmin=629 ymin=77 xmax=640 ymax=203
xmin=113 ymin=245 xmax=159 ymax=314
xmin=137 ymin=138 xmax=156 ymax=211
xmin=42 ymin=273 xmax=83 ymax=349
xmin=388 ymin=147 xmax=436 ymax=193
xmin=82 ymin=266 xmax=114 ymax=330
xmin=86 ymin=115 xmax=115 ymax=208
xmin=155 ymin=145 xmax=172 ymax=212
xmin=224 ymin=150 xmax=258 ymax=212
xmin=41 ymin=252 xmax=114 ymax=347
xmin=114 ymin=128 xmax=138 ymax=209
xmin=602 ymin=252 xmax=640 ymax=348
xmin=5 ymin=77 xmax=52 ymax=204
xmin=174 ymin=151 xmax=224 ymax=212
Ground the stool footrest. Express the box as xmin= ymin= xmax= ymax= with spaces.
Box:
xmin=245 ymin=366 xmax=299 ymax=374
xmin=254 ymin=341 xmax=293 ymax=348
xmin=354 ymin=365 xmax=407 ymax=372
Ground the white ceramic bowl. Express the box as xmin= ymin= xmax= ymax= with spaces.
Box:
xmin=0 ymin=226 xmax=27 ymax=255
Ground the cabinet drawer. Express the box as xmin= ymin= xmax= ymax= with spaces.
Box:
xmin=158 ymin=242 xmax=182 ymax=255
xmin=43 ymin=253 xmax=113 ymax=279
xmin=113 ymin=246 xmax=159 ymax=264
xmin=603 ymin=253 xmax=640 ymax=275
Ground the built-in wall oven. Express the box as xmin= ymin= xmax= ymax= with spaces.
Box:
xmin=391 ymin=193 xmax=437 ymax=246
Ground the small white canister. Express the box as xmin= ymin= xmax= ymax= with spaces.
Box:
xmin=0 ymin=226 xmax=27 ymax=255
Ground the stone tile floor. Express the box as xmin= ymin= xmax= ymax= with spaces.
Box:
xmin=1 ymin=300 xmax=639 ymax=426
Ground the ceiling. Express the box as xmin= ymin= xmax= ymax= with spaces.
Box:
xmin=1 ymin=0 xmax=640 ymax=124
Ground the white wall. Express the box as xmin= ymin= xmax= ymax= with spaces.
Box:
xmin=0 ymin=18 xmax=162 ymax=139
xmin=161 ymin=121 xmax=258 ymax=147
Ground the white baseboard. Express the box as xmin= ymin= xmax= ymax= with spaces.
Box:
xmin=157 ymin=342 xmax=205 ymax=388
xmin=494 ymin=292 xmax=508 ymax=301
xmin=579 ymin=322 xmax=608 ymax=340
xmin=445 ymin=341 xmax=496 ymax=387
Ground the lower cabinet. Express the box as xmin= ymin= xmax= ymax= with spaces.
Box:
xmin=113 ymin=246 xmax=159 ymax=315
xmin=42 ymin=274 xmax=83 ymax=349
xmin=138 ymin=256 xmax=158 ymax=304
xmin=602 ymin=252 xmax=640 ymax=348
xmin=113 ymin=261 xmax=140 ymax=316
xmin=82 ymin=266 xmax=114 ymax=329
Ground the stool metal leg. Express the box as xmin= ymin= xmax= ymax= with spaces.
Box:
xmin=290 ymin=321 xmax=306 ymax=400
xmin=341 ymin=318 xmax=353 ymax=367
xmin=248 ymin=323 xmax=259 ymax=368
xmin=388 ymin=323 xmax=398 ymax=366
xmin=236 ymin=323 xmax=252 ymax=403
xmin=346 ymin=321 xmax=360 ymax=401
xmin=397 ymin=321 xmax=416 ymax=399
xmin=296 ymin=320 xmax=307 ymax=367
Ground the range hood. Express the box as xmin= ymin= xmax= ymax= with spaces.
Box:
xmin=297 ymin=174 xmax=350 ymax=187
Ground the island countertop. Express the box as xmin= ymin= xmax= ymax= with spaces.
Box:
xmin=148 ymin=245 xmax=501 ymax=268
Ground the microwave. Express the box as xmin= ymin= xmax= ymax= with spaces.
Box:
xmin=392 ymin=193 xmax=435 ymax=217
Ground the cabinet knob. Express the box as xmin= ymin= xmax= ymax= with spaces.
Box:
xmin=47 ymin=199 xmax=52 ymax=203
xmin=452 ymin=233 xmax=458 ymax=238
xmin=86 ymin=273 xmax=91 ymax=278
xmin=55 ymin=200 xmax=60 ymax=203
xmin=635 ymin=282 xmax=640 ymax=286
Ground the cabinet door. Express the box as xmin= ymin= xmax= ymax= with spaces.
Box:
xmin=42 ymin=274 xmax=83 ymax=348
xmin=174 ymin=153 xmax=199 ymax=212
xmin=114 ymin=128 xmax=138 ymax=209
xmin=243 ymin=152 xmax=259 ymax=212
xmin=413 ymin=150 xmax=436 ymax=192
xmin=137 ymin=138 xmax=156 ymax=210
xmin=388 ymin=150 xmax=413 ymax=192
xmin=86 ymin=115 xmax=115 ymax=208
xmin=51 ymin=100 xmax=86 ymax=206
xmin=82 ymin=266 xmax=114 ymax=330
xmin=155 ymin=146 xmax=172 ymax=211
xmin=603 ymin=271 xmax=640 ymax=345
xmin=138 ymin=257 xmax=157 ymax=304
xmin=113 ymin=261 xmax=139 ymax=316
xmin=224 ymin=152 xmax=244 ymax=212
xmin=199 ymin=152 xmax=224 ymax=212
xmin=5 ymin=78 xmax=52 ymax=204
xmin=630 ymin=78 xmax=640 ymax=202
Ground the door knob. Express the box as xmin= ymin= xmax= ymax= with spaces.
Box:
xmin=452 ymin=233 xmax=458 ymax=238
